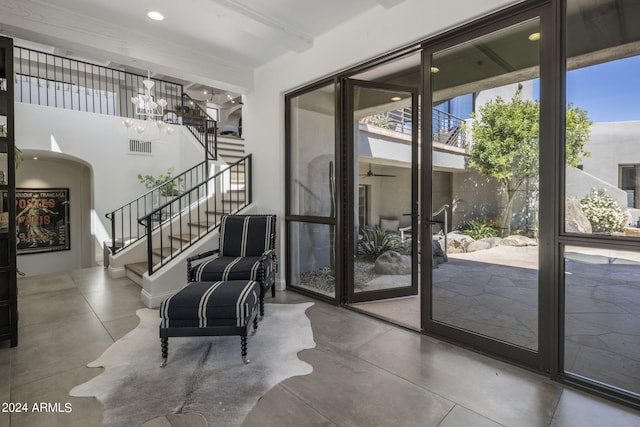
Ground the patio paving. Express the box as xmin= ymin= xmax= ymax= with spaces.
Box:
xmin=355 ymin=245 xmax=640 ymax=396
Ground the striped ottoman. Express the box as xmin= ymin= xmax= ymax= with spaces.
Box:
xmin=159 ymin=280 xmax=260 ymax=367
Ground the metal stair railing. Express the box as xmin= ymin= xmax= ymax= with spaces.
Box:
xmin=105 ymin=161 xmax=209 ymax=255
xmin=432 ymin=108 xmax=468 ymax=149
xmin=138 ymin=154 xmax=252 ymax=275
xmin=181 ymin=93 xmax=217 ymax=160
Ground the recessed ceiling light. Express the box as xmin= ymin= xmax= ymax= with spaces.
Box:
xmin=203 ymin=90 xmax=208 ymax=95
xmin=147 ymin=11 xmax=164 ymax=21
xmin=528 ymin=32 xmax=540 ymax=41
xmin=33 ymin=156 xmax=38 ymax=160
xmin=391 ymin=96 xmax=402 ymax=101
xmin=431 ymin=66 xmax=440 ymax=73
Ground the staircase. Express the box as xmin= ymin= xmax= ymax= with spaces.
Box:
xmin=122 ymin=154 xmax=251 ymax=284
xmin=217 ymin=138 xmax=246 ymax=165
xmin=106 ymin=93 xmax=250 ymax=284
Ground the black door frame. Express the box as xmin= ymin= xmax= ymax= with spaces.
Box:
xmin=420 ymin=5 xmax=550 ymax=370
xmin=343 ymin=78 xmax=420 ymax=304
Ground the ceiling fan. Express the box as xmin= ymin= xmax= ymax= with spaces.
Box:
xmin=360 ymin=163 xmax=396 ymax=178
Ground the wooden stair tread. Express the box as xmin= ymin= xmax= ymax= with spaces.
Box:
xmin=125 ymin=262 xmax=148 ymax=277
xmin=188 ymin=221 xmax=217 ymax=229
xmin=152 ymin=247 xmax=174 ymax=258
xmin=218 ymin=146 xmax=245 ymax=153
xmin=170 ymin=233 xmax=198 ymax=242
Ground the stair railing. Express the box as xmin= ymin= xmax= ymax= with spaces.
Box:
xmin=105 ymin=161 xmax=209 ymax=256
xmin=181 ymin=93 xmax=217 ymax=160
xmin=138 ymin=154 xmax=252 ymax=275
xmin=432 ymin=109 xmax=468 ymax=149
xmin=432 ymin=204 xmax=450 ymax=259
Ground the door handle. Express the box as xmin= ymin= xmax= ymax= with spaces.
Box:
xmin=402 ymin=212 xmax=419 ymax=217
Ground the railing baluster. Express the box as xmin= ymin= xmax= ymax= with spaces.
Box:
xmin=14 ymin=46 xmax=182 ymax=120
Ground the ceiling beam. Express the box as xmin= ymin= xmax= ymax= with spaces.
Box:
xmin=211 ymin=0 xmax=314 ymax=53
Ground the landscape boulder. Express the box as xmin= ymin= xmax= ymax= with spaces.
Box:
xmin=565 ymin=196 xmax=592 ymax=234
xmin=375 ymin=251 xmax=411 ymax=275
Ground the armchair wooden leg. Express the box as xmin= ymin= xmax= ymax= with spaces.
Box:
xmin=241 ymin=335 xmax=250 ymax=364
xmin=161 ymin=337 xmax=168 ymax=367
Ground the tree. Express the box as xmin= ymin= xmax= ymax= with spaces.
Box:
xmin=469 ymin=89 xmax=591 ymax=235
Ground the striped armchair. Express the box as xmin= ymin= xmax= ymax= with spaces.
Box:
xmin=186 ymin=214 xmax=277 ymax=317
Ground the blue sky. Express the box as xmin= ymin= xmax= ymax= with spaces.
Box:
xmin=531 ymin=55 xmax=640 ymax=123
xmin=566 ymin=55 xmax=640 ymax=123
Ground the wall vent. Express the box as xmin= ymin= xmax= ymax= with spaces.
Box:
xmin=129 ymin=139 xmax=153 ymax=155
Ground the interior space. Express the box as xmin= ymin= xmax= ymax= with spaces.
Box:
xmin=1 ymin=0 xmax=640 ymax=425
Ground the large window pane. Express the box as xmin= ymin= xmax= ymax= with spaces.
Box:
xmin=564 ymin=0 xmax=640 ymax=237
xmin=289 ymin=84 xmax=336 ymax=217
xmin=564 ymin=245 xmax=640 ymax=396
xmin=288 ymin=221 xmax=335 ymax=298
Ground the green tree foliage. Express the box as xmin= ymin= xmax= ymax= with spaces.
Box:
xmin=469 ymin=89 xmax=592 ymax=234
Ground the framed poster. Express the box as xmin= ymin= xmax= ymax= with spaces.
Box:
xmin=16 ymin=188 xmax=70 ymax=254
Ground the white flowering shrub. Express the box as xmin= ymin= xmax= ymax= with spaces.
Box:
xmin=580 ymin=189 xmax=627 ymax=233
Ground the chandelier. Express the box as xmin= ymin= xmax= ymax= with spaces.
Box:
xmin=123 ymin=72 xmax=174 ymax=137
xmin=132 ymin=72 xmax=167 ymax=119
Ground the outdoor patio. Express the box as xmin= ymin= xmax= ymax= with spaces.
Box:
xmin=353 ymin=245 xmax=640 ymax=396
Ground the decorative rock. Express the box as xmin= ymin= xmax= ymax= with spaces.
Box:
xmin=375 ymin=251 xmax=411 ymax=275
xmin=565 ymin=196 xmax=592 ymax=234
xmin=432 ymin=239 xmax=446 ymax=268
xmin=499 ymin=235 xmax=538 ymax=247
xmin=467 ymin=237 xmax=501 ymax=252
xmin=447 ymin=233 xmax=475 ymax=253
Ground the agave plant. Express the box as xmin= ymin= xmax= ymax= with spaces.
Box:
xmin=358 ymin=225 xmax=402 ymax=260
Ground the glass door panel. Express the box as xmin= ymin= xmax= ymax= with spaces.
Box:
xmin=428 ymin=18 xmax=540 ymax=352
xmin=348 ymin=80 xmax=418 ymax=303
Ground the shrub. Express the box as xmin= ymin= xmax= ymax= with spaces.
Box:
xmin=462 ymin=216 xmax=501 ymax=240
xmin=580 ymin=188 xmax=627 ymax=233
xmin=358 ymin=225 xmax=402 ymax=260
xmin=138 ymin=167 xmax=183 ymax=197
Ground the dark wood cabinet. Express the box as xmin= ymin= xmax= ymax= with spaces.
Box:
xmin=0 ymin=36 xmax=17 ymax=347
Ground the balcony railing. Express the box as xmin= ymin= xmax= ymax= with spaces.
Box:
xmin=13 ymin=46 xmax=183 ymax=121
xmin=360 ymin=106 xmax=469 ymax=150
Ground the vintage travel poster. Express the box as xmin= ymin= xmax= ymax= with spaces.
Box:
xmin=16 ymin=188 xmax=70 ymax=254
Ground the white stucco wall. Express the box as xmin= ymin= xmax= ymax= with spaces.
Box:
xmin=580 ymin=121 xmax=640 ymax=189
xmin=14 ymin=103 xmax=206 ymax=268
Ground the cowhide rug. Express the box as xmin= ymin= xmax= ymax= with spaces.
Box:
xmin=70 ymin=303 xmax=315 ymax=427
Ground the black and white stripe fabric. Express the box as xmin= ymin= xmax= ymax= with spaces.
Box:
xmin=219 ymin=215 xmax=273 ymax=257
xmin=160 ymin=280 xmax=260 ymax=328
xmin=190 ymin=215 xmax=276 ymax=283
xmin=192 ymin=256 xmax=263 ymax=282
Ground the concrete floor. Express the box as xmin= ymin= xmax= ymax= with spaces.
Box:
xmin=1 ymin=267 xmax=640 ymax=426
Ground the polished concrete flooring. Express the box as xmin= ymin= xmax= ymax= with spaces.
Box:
xmin=1 ymin=267 xmax=640 ymax=426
